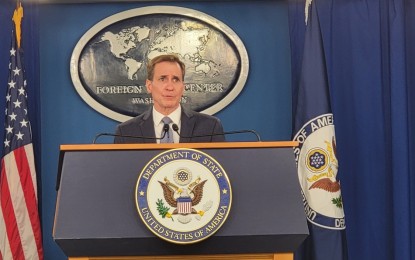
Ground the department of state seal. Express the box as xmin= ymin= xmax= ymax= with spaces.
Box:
xmin=135 ymin=148 xmax=232 ymax=244
xmin=293 ymin=113 xmax=346 ymax=230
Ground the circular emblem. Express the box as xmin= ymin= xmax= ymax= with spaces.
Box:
xmin=70 ymin=6 xmax=249 ymax=122
xmin=293 ymin=114 xmax=345 ymax=230
xmin=306 ymin=148 xmax=329 ymax=173
xmin=173 ymin=168 xmax=192 ymax=186
xmin=135 ymin=148 xmax=232 ymax=244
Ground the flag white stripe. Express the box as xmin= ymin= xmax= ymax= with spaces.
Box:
xmin=4 ymin=151 xmax=39 ymax=260
xmin=24 ymin=144 xmax=38 ymax=200
xmin=0 ymin=207 xmax=13 ymax=260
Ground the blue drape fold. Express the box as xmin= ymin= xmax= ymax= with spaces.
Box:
xmin=289 ymin=0 xmax=415 ymax=259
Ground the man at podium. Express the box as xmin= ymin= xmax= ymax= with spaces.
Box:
xmin=114 ymin=54 xmax=225 ymax=143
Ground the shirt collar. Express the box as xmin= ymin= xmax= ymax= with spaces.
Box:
xmin=153 ymin=106 xmax=181 ymax=126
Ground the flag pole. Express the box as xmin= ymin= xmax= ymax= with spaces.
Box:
xmin=13 ymin=0 xmax=23 ymax=49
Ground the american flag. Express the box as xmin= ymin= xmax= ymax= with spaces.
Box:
xmin=0 ymin=3 xmax=44 ymax=260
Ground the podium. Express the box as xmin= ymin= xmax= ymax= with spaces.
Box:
xmin=53 ymin=142 xmax=308 ymax=260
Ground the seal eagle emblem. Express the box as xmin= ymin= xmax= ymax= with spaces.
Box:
xmin=136 ymin=148 xmax=232 ymax=244
xmin=158 ymin=169 xmax=212 ymax=223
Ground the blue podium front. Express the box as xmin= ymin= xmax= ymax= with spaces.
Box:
xmin=53 ymin=142 xmax=308 ymax=258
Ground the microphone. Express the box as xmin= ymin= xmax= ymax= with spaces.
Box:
xmin=172 ymin=124 xmax=262 ymax=142
xmin=93 ymin=123 xmax=170 ymax=143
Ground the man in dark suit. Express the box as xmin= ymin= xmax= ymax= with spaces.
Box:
xmin=114 ymin=54 xmax=225 ymax=143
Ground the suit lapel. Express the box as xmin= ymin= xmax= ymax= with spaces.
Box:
xmin=179 ymin=107 xmax=195 ymax=143
xmin=139 ymin=108 xmax=157 ymax=143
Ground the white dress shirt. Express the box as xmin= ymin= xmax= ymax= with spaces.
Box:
xmin=152 ymin=106 xmax=181 ymax=143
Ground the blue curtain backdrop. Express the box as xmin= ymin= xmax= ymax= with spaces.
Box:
xmin=289 ymin=0 xmax=415 ymax=259
xmin=1 ymin=0 xmax=415 ymax=259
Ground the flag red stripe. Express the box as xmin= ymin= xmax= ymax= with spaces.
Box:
xmin=14 ymin=146 xmax=43 ymax=259
xmin=0 ymin=160 xmax=25 ymax=259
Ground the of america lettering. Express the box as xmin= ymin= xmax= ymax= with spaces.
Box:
xmin=141 ymin=206 xmax=229 ymax=242
xmin=293 ymin=113 xmax=334 ymax=162
xmin=294 ymin=113 xmax=334 ymax=144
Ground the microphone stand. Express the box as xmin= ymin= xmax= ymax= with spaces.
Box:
xmin=93 ymin=124 xmax=170 ymax=144
xmin=172 ymin=124 xmax=262 ymax=142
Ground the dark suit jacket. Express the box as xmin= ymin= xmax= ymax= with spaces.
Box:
xmin=114 ymin=106 xmax=225 ymax=143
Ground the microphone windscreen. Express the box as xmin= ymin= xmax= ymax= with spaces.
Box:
xmin=172 ymin=124 xmax=179 ymax=131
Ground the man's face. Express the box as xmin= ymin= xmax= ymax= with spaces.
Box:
xmin=146 ymin=61 xmax=184 ymax=115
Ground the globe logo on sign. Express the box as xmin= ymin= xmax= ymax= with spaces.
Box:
xmin=70 ymin=6 xmax=249 ymax=122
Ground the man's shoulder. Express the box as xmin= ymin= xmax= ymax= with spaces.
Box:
xmin=194 ymin=112 xmax=222 ymax=123
xmin=182 ymin=107 xmax=221 ymax=122
xmin=117 ymin=110 xmax=150 ymax=128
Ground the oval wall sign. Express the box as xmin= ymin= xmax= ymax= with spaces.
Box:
xmin=70 ymin=6 xmax=249 ymax=122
